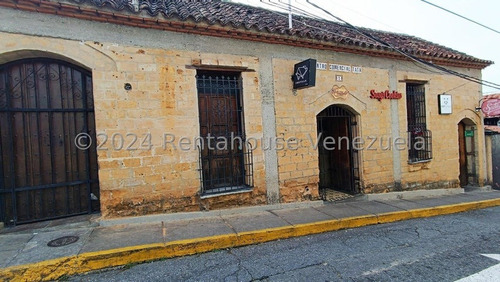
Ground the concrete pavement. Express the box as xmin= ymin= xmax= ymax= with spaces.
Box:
xmin=0 ymin=189 xmax=499 ymax=281
xmin=69 ymin=206 xmax=500 ymax=281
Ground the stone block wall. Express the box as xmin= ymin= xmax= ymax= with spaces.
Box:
xmin=273 ymin=58 xmax=484 ymax=197
xmin=91 ymin=45 xmax=268 ymax=217
xmin=0 ymin=32 xmax=267 ymax=217
xmin=0 ymin=10 xmax=487 ymax=218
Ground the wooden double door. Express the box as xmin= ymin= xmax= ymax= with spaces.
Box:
xmin=0 ymin=59 xmax=99 ymax=226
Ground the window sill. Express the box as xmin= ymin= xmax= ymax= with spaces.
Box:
xmin=408 ymin=159 xmax=432 ymax=165
xmin=200 ymin=186 xmax=253 ymax=199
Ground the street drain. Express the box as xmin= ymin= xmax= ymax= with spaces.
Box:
xmin=47 ymin=235 xmax=79 ymax=247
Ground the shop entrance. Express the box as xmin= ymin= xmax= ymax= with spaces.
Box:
xmin=458 ymin=119 xmax=477 ymax=187
xmin=317 ymin=105 xmax=360 ymax=198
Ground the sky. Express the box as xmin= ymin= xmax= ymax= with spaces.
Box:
xmin=230 ymin=0 xmax=500 ymax=95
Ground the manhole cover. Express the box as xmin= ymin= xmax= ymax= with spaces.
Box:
xmin=47 ymin=236 xmax=79 ymax=247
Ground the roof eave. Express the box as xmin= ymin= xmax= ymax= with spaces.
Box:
xmin=0 ymin=0 xmax=492 ymax=69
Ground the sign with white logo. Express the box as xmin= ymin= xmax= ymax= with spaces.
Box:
xmin=293 ymin=59 xmax=316 ymax=89
xmin=481 ymin=98 xmax=500 ymax=117
xmin=438 ymin=94 xmax=452 ymax=114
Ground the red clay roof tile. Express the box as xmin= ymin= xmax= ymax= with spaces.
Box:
xmin=9 ymin=0 xmax=495 ymax=67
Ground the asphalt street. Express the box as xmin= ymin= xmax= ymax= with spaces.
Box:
xmin=70 ymin=206 xmax=500 ymax=282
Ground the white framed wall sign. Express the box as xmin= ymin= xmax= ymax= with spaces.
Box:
xmin=438 ymin=94 xmax=452 ymax=114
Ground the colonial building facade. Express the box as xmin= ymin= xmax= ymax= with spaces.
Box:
xmin=0 ymin=0 xmax=492 ymax=226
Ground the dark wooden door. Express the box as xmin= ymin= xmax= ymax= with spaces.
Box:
xmin=458 ymin=121 xmax=468 ymax=187
xmin=0 ymin=59 xmax=100 ymax=226
xmin=318 ymin=117 xmax=352 ymax=192
xmin=196 ymin=72 xmax=248 ymax=195
xmin=317 ymin=105 xmax=359 ymax=194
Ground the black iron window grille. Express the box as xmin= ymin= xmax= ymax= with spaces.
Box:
xmin=406 ymin=83 xmax=432 ymax=163
xmin=196 ymin=71 xmax=253 ymax=195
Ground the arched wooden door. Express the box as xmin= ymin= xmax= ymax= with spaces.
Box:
xmin=0 ymin=58 xmax=100 ymax=226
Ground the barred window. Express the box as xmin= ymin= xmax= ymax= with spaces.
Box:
xmin=196 ymin=71 xmax=253 ymax=195
xmin=406 ymin=83 xmax=432 ymax=163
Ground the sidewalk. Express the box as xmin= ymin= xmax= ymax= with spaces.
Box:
xmin=1 ymin=189 xmax=500 ymax=281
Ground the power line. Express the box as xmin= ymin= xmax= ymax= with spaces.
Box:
xmin=421 ymin=0 xmax=500 ymax=35
xmin=257 ymin=1 xmax=373 ymax=43
xmin=256 ymin=1 xmax=443 ymax=75
xmin=327 ymin=0 xmax=406 ymax=34
xmin=303 ymin=0 xmax=500 ymax=90
xmin=238 ymin=0 xmax=500 ymax=90
xmin=259 ymin=0 xmax=324 ymax=21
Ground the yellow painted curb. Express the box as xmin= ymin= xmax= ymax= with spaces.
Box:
xmin=1 ymin=197 xmax=499 ymax=281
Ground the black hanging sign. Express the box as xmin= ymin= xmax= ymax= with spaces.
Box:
xmin=293 ymin=59 xmax=316 ymax=89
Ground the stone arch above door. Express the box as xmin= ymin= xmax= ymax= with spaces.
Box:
xmin=0 ymin=33 xmax=117 ymax=72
